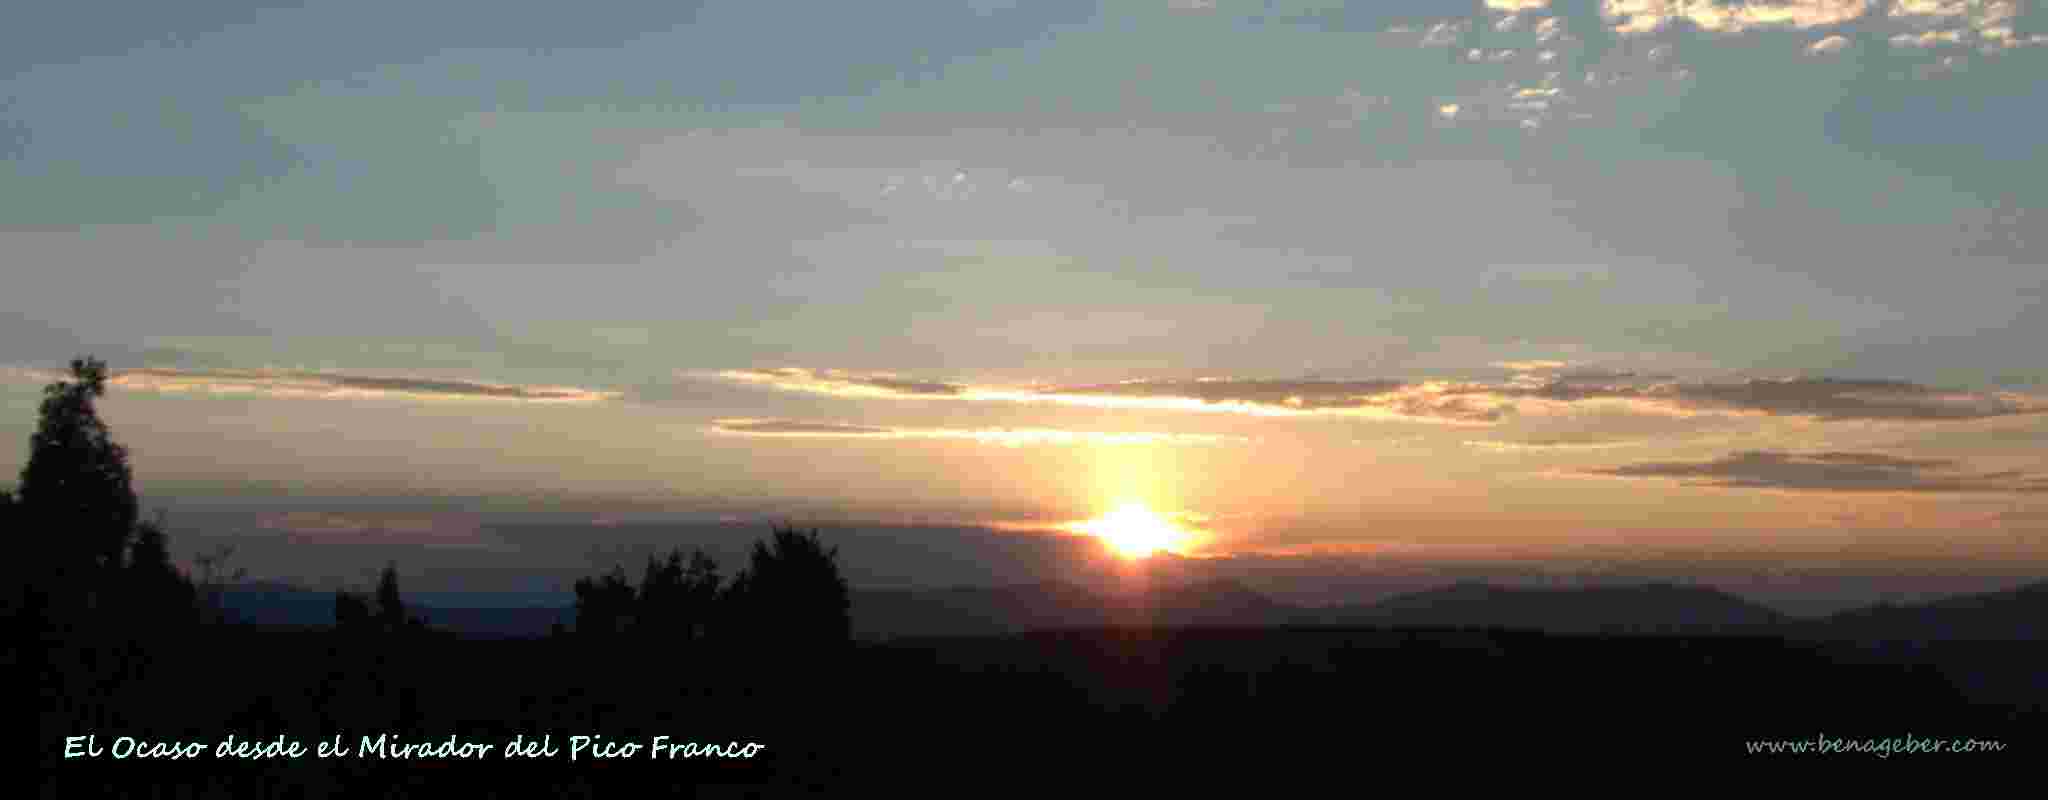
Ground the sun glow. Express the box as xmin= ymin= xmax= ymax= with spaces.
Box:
xmin=1072 ymin=502 xmax=1196 ymax=559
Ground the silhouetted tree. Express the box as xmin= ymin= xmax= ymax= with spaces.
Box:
xmin=0 ymin=489 xmax=18 ymax=618
xmin=192 ymin=544 xmax=248 ymax=625
xmin=637 ymin=550 xmax=685 ymax=636
xmin=16 ymin=357 xmax=139 ymax=620
xmin=680 ymin=549 xmax=722 ymax=641
xmin=718 ymin=567 xmax=753 ymax=639
xmin=334 ymin=562 xmax=423 ymax=635
xmin=573 ymin=566 xmax=636 ymax=635
xmin=631 ymin=547 xmax=723 ymax=641
xmin=375 ymin=562 xmax=407 ymax=632
xmin=0 ymin=488 xmax=39 ymax=636
xmin=123 ymin=511 xmax=198 ymax=629
xmin=726 ymin=527 xmax=851 ymax=652
xmin=570 ymin=528 xmax=845 ymax=652
xmin=335 ymin=589 xmax=372 ymax=630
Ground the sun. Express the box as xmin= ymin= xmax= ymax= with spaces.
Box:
xmin=1074 ymin=502 xmax=1193 ymax=559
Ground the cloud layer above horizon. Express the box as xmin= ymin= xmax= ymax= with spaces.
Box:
xmin=4 ymin=1 xmax=2046 ymax=575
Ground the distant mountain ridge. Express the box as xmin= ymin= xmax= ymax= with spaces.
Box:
xmin=213 ymin=577 xmax=2048 ymax=641
xmin=852 ymin=578 xmax=1297 ymax=639
xmin=212 ymin=582 xmax=572 ymax=637
xmin=1318 ymin=581 xmax=1789 ymax=635
xmin=1810 ymin=580 xmax=2048 ymax=640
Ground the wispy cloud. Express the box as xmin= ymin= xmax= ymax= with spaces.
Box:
xmin=711 ymin=420 xmax=898 ymax=436
xmin=1604 ymin=0 xmax=1873 ymax=35
xmin=706 ymin=418 xmax=1248 ymax=447
xmin=1661 ymin=378 xmax=2043 ymax=421
xmin=1038 ymin=378 xmax=1407 ymax=408
xmin=102 ymin=367 xmax=620 ymax=404
xmin=1593 ymin=0 xmax=2046 ymax=51
xmin=1401 ymin=0 xmax=2044 ymax=138
xmin=712 ymin=368 xmax=2046 ymax=425
xmin=1444 ymin=377 xmax=2046 ymax=422
xmin=715 ymin=367 xmax=966 ymax=398
xmin=1554 ymin=369 xmax=1677 ymax=383
xmin=1492 ymin=360 xmax=1572 ymax=372
xmin=1463 ymin=437 xmax=1642 ymax=452
xmin=712 ymin=369 xmax=1506 ymax=423
xmin=1585 ymin=450 xmax=2048 ymax=494
xmin=1807 ymin=33 xmax=1854 ymax=55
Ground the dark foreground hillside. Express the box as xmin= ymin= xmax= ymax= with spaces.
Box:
xmin=26 ymin=623 xmax=2040 ymax=795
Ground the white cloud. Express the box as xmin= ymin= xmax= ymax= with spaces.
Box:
xmin=1807 ymin=34 xmax=1852 ymax=55
xmin=1891 ymin=29 xmax=1967 ymax=47
xmin=1419 ymin=20 xmax=1468 ymax=47
xmin=1604 ymin=1 xmax=1871 ymax=35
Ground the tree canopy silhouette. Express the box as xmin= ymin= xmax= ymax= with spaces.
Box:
xmin=727 ymin=527 xmax=852 ymax=651
xmin=337 ymin=561 xmax=424 ymax=635
xmin=573 ymin=564 xmax=638 ymax=636
xmin=15 ymin=357 xmax=140 ymax=618
xmin=0 ymin=488 xmax=20 ymax=622
xmin=570 ymin=527 xmax=849 ymax=653
xmin=376 ymin=561 xmax=407 ymax=630
xmin=124 ymin=511 xmax=198 ymax=628
xmin=192 ymin=543 xmax=248 ymax=625
xmin=8 ymin=356 xmax=204 ymax=637
xmin=634 ymin=547 xmax=723 ymax=642
xmin=572 ymin=547 xmax=727 ymax=640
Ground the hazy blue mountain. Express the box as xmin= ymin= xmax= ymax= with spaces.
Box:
xmin=853 ymin=578 xmax=1297 ymax=639
xmin=213 ymin=581 xmax=334 ymax=628
xmin=213 ymin=577 xmax=2048 ymax=642
xmin=1323 ymin=581 xmax=1789 ymax=635
xmin=1813 ymin=580 xmax=2048 ymax=641
xmin=213 ymin=581 xmax=570 ymax=637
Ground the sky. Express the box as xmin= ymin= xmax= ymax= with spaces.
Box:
xmin=4 ymin=1 xmax=2046 ymax=610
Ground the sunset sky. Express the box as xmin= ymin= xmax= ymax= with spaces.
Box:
xmin=4 ymin=1 xmax=2045 ymax=610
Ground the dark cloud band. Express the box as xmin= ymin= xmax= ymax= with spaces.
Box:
xmin=1586 ymin=449 xmax=2048 ymax=494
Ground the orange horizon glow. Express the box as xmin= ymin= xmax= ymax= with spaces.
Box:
xmin=1069 ymin=502 xmax=1201 ymax=559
